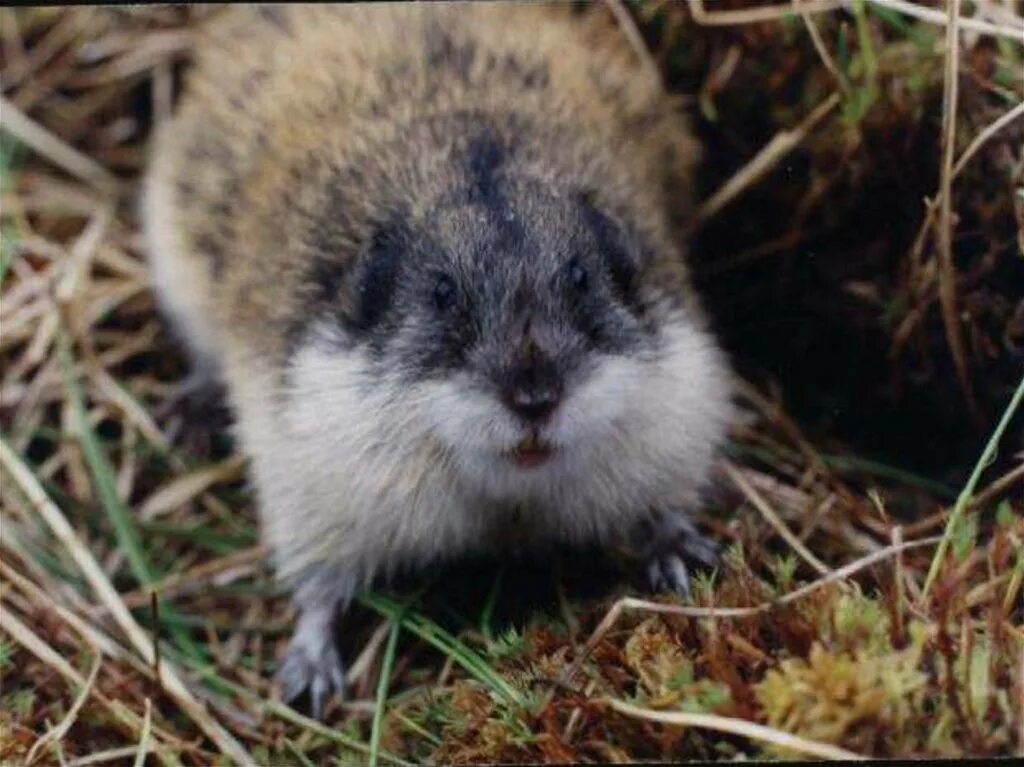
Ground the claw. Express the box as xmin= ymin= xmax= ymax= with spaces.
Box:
xmin=680 ymin=531 xmax=720 ymax=569
xmin=277 ymin=633 xmax=346 ymax=718
xmin=310 ymin=673 xmax=329 ymax=721
xmin=647 ymin=553 xmax=692 ymax=596
xmin=276 ymin=605 xmax=346 ymax=719
xmin=641 ymin=509 xmax=719 ymax=598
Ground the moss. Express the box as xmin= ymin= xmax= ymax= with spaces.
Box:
xmin=755 ymin=630 xmax=929 ymax=756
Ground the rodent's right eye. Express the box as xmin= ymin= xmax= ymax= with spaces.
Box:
xmin=433 ymin=275 xmax=457 ymax=313
xmin=567 ymin=258 xmax=589 ymax=293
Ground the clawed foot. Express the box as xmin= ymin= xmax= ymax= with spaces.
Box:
xmin=640 ymin=510 xmax=720 ymax=597
xmin=276 ymin=608 xmax=346 ymax=719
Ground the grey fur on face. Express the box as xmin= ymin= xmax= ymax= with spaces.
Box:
xmin=297 ymin=120 xmax=666 ymax=421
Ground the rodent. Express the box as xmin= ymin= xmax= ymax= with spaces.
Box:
xmin=144 ymin=2 xmax=736 ymax=717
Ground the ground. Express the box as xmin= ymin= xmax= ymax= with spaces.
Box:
xmin=1 ymin=2 xmax=1022 ymax=764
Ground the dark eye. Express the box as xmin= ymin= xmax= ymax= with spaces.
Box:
xmin=567 ymin=259 xmax=588 ymax=292
xmin=433 ymin=274 xmax=457 ymax=313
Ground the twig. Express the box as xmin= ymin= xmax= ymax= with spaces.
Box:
xmin=604 ymin=0 xmax=662 ymax=91
xmin=138 ymin=455 xmax=247 ymax=520
xmin=67 ymin=746 xmax=155 ymax=767
xmin=1 ymin=9 xmax=86 ymax=88
xmin=689 ymin=0 xmax=1024 ymax=41
xmin=347 ymin=620 xmax=393 ymax=687
xmin=906 ymin=99 xmax=1024 ymax=318
xmin=88 ymin=363 xmax=233 ymax=520
xmin=951 ymin=101 xmax=1024 ymax=179
xmin=191 ymin=667 xmax=415 ymax=766
xmin=564 ymin=535 xmax=942 ymax=682
xmin=1017 ymin=642 xmax=1024 ymax=756
xmin=0 ymin=556 xmax=168 ymax=692
xmin=905 ymin=96 xmax=1024 ymax=350
xmin=795 ymin=0 xmax=847 ymax=91
xmin=0 ymin=602 xmax=152 ymax=745
xmin=133 ymin=699 xmax=153 ymax=767
xmin=922 ymin=374 xmax=1024 ymax=600
xmin=153 ymin=59 xmax=174 ymax=129
xmin=936 ymin=0 xmax=977 ymax=418
xmin=89 ymin=366 xmax=172 ymax=454
xmin=892 ymin=525 xmax=907 ymax=645
xmin=724 ymin=461 xmax=832 ymax=576
xmin=694 ymin=93 xmax=841 ymax=223
xmin=55 ymin=207 xmax=111 ymax=314
xmin=563 ymin=678 xmax=599 ymax=744
xmin=604 ymin=698 xmax=866 ymax=760
xmin=0 ymin=436 xmax=257 ymax=766
xmin=690 ymin=0 xmax=848 ymax=26
xmin=973 ymin=0 xmax=1024 ymax=29
xmin=0 ymin=95 xmax=120 ymax=193
xmin=866 ymin=0 xmax=1024 ymax=40
xmin=120 ymin=544 xmax=267 ymax=609
xmin=1001 ymin=557 xmax=1023 ymax=617
xmin=26 ymin=651 xmax=102 ymax=766
xmin=971 ymin=459 xmax=1024 ymax=511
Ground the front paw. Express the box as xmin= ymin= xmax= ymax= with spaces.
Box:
xmin=276 ymin=622 xmax=346 ymax=719
xmin=641 ymin=510 xmax=720 ymax=597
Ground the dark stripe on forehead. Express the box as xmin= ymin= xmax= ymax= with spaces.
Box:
xmin=467 ymin=131 xmax=504 ymax=199
xmin=463 ymin=129 xmax=527 ymax=252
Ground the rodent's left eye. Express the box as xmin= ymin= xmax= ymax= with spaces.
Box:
xmin=567 ymin=258 xmax=589 ymax=293
xmin=433 ymin=274 xmax=457 ymax=313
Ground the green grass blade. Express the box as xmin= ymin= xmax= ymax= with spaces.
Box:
xmin=393 ymin=711 xmax=442 ymax=749
xmin=852 ymin=0 xmax=878 ymax=80
xmin=59 ymin=338 xmax=155 ymax=586
xmin=283 ymin=740 xmax=317 ymax=767
xmin=729 ymin=442 xmax=958 ymax=499
xmin=58 ymin=335 xmax=208 ymax=665
xmin=922 ymin=374 xmax=1024 ymax=599
xmin=369 ymin=616 xmax=402 ymax=767
xmin=176 ymin=656 xmax=414 ymax=766
xmin=480 ymin=567 xmax=505 ymax=643
xmin=1 ymin=133 xmax=25 ymax=288
xmin=359 ymin=592 xmax=523 ymax=706
xmin=819 ymin=453 xmax=957 ymax=499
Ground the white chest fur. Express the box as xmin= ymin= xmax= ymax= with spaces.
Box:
xmin=231 ymin=317 xmax=734 ymax=588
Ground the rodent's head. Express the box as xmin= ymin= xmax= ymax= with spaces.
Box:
xmin=373 ymin=181 xmax=651 ymax=463
xmin=290 ymin=125 xmax=732 ymax=500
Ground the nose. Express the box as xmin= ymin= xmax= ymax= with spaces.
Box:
xmin=503 ymin=361 xmax=562 ymax=423
xmin=507 ymin=383 xmax=561 ymax=423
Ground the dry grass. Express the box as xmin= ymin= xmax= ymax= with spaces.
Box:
xmin=2 ymin=2 xmax=1023 ymax=764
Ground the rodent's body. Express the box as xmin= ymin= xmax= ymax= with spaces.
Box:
xmin=146 ymin=2 xmax=734 ymax=714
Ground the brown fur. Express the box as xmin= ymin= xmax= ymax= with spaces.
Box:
xmin=147 ymin=2 xmax=701 ymax=370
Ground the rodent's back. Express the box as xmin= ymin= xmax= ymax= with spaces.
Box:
xmin=148 ymin=3 xmax=701 ymax=366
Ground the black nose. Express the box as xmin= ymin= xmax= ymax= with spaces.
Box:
xmin=503 ymin=361 xmax=562 ymax=423
xmin=507 ymin=384 xmax=561 ymax=423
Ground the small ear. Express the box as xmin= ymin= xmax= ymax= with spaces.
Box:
xmin=576 ymin=190 xmax=638 ymax=302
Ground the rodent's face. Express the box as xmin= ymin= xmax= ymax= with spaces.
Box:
xmin=291 ymin=131 xmax=729 ymax=497
xmin=342 ymin=180 xmax=670 ymax=468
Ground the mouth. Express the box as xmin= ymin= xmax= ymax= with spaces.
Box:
xmin=508 ymin=432 xmax=553 ymax=469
